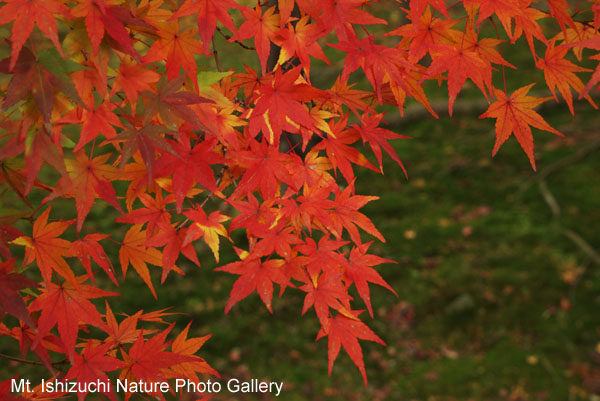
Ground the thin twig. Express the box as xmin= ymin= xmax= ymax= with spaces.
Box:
xmin=199 ymin=166 xmax=227 ymax=208
xmin=216 ymin=27 xmax=255 ymax=50
xmin=538 ymin=180 xmax=560 ymax=217
xmin=536 ymin=179 xmax=600 ymax=265
xmin=387 ymin=90 xmax=600 ymax=128
xmin=0 ymin=353 xmax=68 ymax=367
xmin=516 ymin=138 xmax=600 ymax=197
xmin=564 ymin=229 xmax=600 ymax=265
xmin=212 ymin=36 xmax=222 ymax=72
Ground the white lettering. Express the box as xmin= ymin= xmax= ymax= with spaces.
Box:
xmin=116 ymin=379 xmax=126 ymax=393
xmin=11 ymin=379 xmax=30 ymax=393
xmin=272 ymin=381 xmax=283 ymax=396
xmin=227 ymin=378 xmax=240 ymax=392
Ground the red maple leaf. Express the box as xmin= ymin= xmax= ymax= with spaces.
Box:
xmin=0 ymin=259 xmax=37 ymax=329
xmin=345 ymin=242 xmax=397 ymax=317
xmin=111 ymin=56 xmax=160 ymax=115
xmin=316 ymin=311 xmax=385 ymax=385
xmin=58 ymin=101 xmax=121 ymax=152
xmin=112 ymin=121 xmax=179 ymax=186
xmin=322 ymin=77 xmax=373 ymax=115
xmin=426 ymin=43 xmax=491 ymax=115
xmin=119 ymin=327 xmax=197 ymax=392
xmin=228 ymin=194 xmax=278 ymax=235
xmin=116 ymin=193 xmax=173 ymax=238
xmin=68 ymin=233 xmax=118 ymax=286
xmin=385 ymin=6 xmax=457 ymax=63
xmin=251 ymin=66 xmax=318 ymax=146
xmin=145 ymin=225 xmax=200 ymax=283
xmin=581 ymin=53 xmax=600 ymax=97
xmin=217 ymin=257 xmax=292 ymax=313
xmin=154 ymin=136 xmax=223 ymax=213
xmin=330 ymin=34 xmax=413 ymax=104
xmin=301 ymin=270 xmax=354 ymax=328
xmin=296 ymin=236 xmax=349 ymax=282
xmin=141 ymin=75 xmax=214 ymax=129
xmin=229 ymin=139 xmax=297 ymax=200
xmin=330 ymin=183 xmax=385 ymax=245
xmin=231 ymin=5 xmax=279 ymax=73
xmin=71 ymin=0 xmax=142 ymax=59
xmin=351 ymin=113 xmax=409 ymax=175
xmin=29 ymin=279 xmax=117 ymax=362
xmin=0 ymin=222 xmax=23 ymax=260
xmin=314 ymin=114 xmax=378 ymax=183
xmin=65 ymin=342 xmax=126 ymax=401
xmin=301 ymin=0 xmax=386 ymax=41
xmin=408 ymin=0 xmax=450 ymax=32
xmin=3 ymin=323 xmax=61 ymax=373
xmin=281 ymin=186 xmax=337 ymax=236
xmin=0 ymin=0 xmax=69 ymax=70
xmin=43 ymin=151 xmax=123 ymax=231
xmin=183 ymin=208 xmax=230 ymax=263
xmin=171 ymin=0 xmax=240 ymax=55
xmin=0 ymin=49 xmax=84 ymax=127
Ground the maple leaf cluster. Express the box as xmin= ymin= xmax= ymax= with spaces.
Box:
xmin=1 ymin=0 xmax=599 ymax=397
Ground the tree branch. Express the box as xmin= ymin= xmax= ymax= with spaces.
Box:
xmin=0 ymin=353 xmax=68 ymax=367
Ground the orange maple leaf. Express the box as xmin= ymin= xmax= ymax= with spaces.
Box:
xmin=480 ymin=84 xmax=563 ymax=170
xmin=144 ymin=20 xmax=203 ymax=84
xmin=536 ymin=39 xmax=596 ymax=114
xmin=119 ymin=224 xmax=162 ymax=298
xmin=11 ymin=207 xmax=75 ymax=285
xmin=103 ymin=302 xmax=147 ymax=347
xmin=275 ymin=15 xmax=329 ymax=71
xmin=111 ymin=56 xmax=160 ymax=115
xmin=167 ymin=322 xmax=218 ymax=380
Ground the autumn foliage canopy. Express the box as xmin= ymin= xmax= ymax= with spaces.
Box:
xmin=0 ymin=0 xmax=599 ymax=398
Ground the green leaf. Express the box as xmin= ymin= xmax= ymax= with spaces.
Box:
xmin=197 ymin=70 xmax=233 ymax=87
xmin=37 ymin=48 xmax=87 ymax=79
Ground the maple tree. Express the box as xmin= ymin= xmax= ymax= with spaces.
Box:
xmin=0 ymin=0 xmax=599 ymax=398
